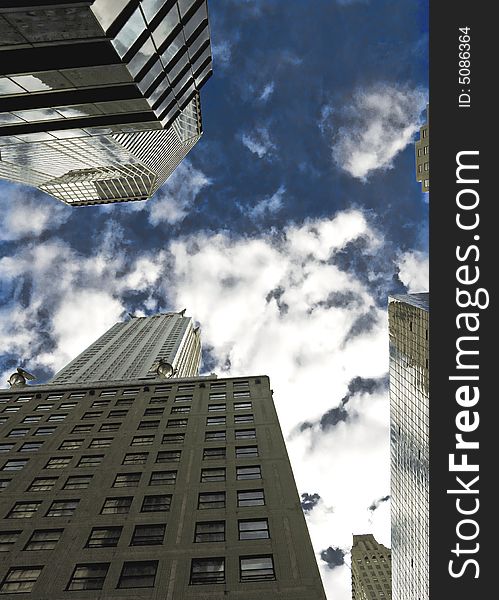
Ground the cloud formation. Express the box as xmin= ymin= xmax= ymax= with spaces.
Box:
xmin=246 ymin=185 xmax=285 ymax=219
xmin=302 ymin=492 xmax=322 ymax=513
xmin=327 ymin=83 xmax=428 ymax=179
xmin=240 ymin=126 xmax=276 ymax=158
xmin=321 ymin=546 xmax=346 ymax=570
xmin=396 ymin=249 xmax=429 ymax=292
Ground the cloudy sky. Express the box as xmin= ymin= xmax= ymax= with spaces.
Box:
xmin=0 ymin=1 xmax=428 ymax=597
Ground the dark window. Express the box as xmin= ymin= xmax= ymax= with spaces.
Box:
xmin=235 ymin=429 xmax=256 ymax=440
xmin=239 ymin=555 xmax=275 ymax=581
xmin=117 ymin=561 xmax=157 ymax=588
xmin=150 ymin=396 xmax=168 ymax=404
xmin=91 ymin=400 xmax=110 ymax=408
xmin=123 ymin=453 xmax=149 ymax=465
xmin=109 ymin=410 xmax=128 ymax=418
xmin=116 ymin=399 xmax=134 ymax=407
xmin=24 ymin=529 xmax=63 ymax=551
xmin=130 ymin=524 xmax=165 ymax=546
xmin=141 ymin=494 xmax=171 ymax=513
xmin=198 ymin=492 xmax=225 ymax=509
xmin=0 ymin=566 xmax=43 ymax=593
xmin=233 ymin=381 xmax=249 ymax=389
xmin=203 ymin=447 xmax=226 ymax=460
xmin=99 ymin=422 xmax=121 ymax=432
xmin=237 ymin=489 xmax=265 ymax=507
xmin=162 ymin=433 xmax=184 ymax=444
xmin=19 ymin=442 xmax=43 ymax=452
xmin=149 ymin=470 xmax=176 ymax=486
xmin=236 ymin=446 xmax=258 ymax=458
xmin=22 ymin=416 xmax=41 ymax=424
xmin=178 ymin=383 xmax=195 ymax=391
xmin=67 ymin=563 xmax=109 ymax=590
xmin=210 ymin=382 xmax=226 ymax=390
xmin=45 ymin=457 xmax=72 ymax=469
xmin=100 ymin=497 xmax=133 ymax=515
xmin=131 ymin=435 xmax=155 ymax=446
xmin=82 ymin=411 xmax=102 ymax=420
xmin=167 ymin=418 xmax=188 ymax=428
xmin=34 ymin=426 xmax=57 ymax=436
xmin=86 ymin=527 xmax=122 ymax=548
xmin=70 ymin=392 xmax=87 ymax=399
xmin=170 ymin=405 xmax=190 ymax=413
xmin=174 ymin=395 xmax=192 ymax=403
xmin=89 ymin=438 xmax=113 ymax=448
xmin=208 ymin=403 xmax=226 ymax=412
xmin=205 ymin=430 xmax=225 ymax=441
xmin=46 ymin=499 xmax=79 ymax=517
xmin=100 ymin=390 xmax=117 ymax=397
xmin=190 ymin=557 xmax=225 ymax=585
xmin=238 ymin=519 xmax=270 ymax=540
xmin=207 ymin=416 xmax=226 ymax=426
xmin=0 ymin=530 xmax=21 ymax=552
xmin=47 ymin=414 xmax=67 ymax=422
xmin=144 ymin=407 xmax=164 ymax=416
xmin=0 ymin=479 xmax=11 ymax=490
xmin=194 ymin=521 xmax=225 ymax=542
xmin=138 ymin=420 xmax=160 ymax=430
xmin=2 ymin=459 xmax=28 ymax=471
xmin=60 ymin=402 xmax=77 ymax=409
xmin=35 ymin=404 xmax=54 ymax=411
xmin=59 ymin=439 xmax=84 ymax=450
xmin=236 ymin=466 xmax=261 ymax=480
xmin=77 ymin=455 xmax=103 ymax=468
xmin=200 ymin=467 xmax=225 ymax=482
xmin=63 ymin=475 xmax=93 ymax=490
xmin=0 ymin=443 xmax=15 ymax=453
xmin=7 ymin=428 xmax=29 ymax=438
xmin=234 ymin=390 xmax=251 ymax=398
xmin=113 ymin=473 xmax=141 ymax=488
xmin=156 ymin=450 xmax=181 ymax=463
xmin=235 ymin=414 xmax=254 ymax=423
xmin=7 ymin=502 xmax=41 ymax=519
xmin=28 ymin=477 xmax=58 ymax=492
xmin=72 ymin=425 xmax=93 ymax=434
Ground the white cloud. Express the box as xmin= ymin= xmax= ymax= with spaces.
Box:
xmin=258 ymin=81 xmax=275 ymax=102
xmin=397 ymin=250 xmax=429 ymax=292
xmin=0 ymin=185 xmax=70 ymax=241
xmin=212 ymin=40 xmax=232 ymax=69
xmin=246 ymin=185 xmax=285 ymax=219
xmin=328 ymin=83 xmax=428 ymax=179
xmin=240 ymin=126 xmax=276 ymax=158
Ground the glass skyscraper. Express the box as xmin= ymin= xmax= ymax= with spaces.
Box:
xmin=388 ymin=293 xmax=429 ymax=600
xmin=0 ymin=1 xmax=212 ymax=206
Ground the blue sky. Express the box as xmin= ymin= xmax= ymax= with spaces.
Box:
xmin=0 ymin=1 xmax=428 ymax=597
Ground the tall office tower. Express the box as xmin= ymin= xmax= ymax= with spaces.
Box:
xmin=0 ymin=374 xmax=327 ymax=599
xmin=388 ymin=293 xmax=429 ymax=600
xmin=0 ymin=0 xmax=212 ymax=206
xmin=415 ymin=105 xmax=429 ymax=192
xmin=50 ymin=312 xmax=201 ymax=384
xmin=351 ymin=533 xmax=392 ymax=600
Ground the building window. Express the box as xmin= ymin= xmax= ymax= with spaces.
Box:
xmin=141 ymin=494 xmax=171 ymax=513
xmin=123 ymin=452 xmax=149 ymax=465
xmin=233 ymin=381 xmax=249 ymax=389
xmin=0 ymin=530 xmax=20 ymax=552
xmin=234 ymin=401 xmax=252 ymax=411
xmin=89 ymin=438 xmax=113 ymax=449
xmin=63 ymin=475 xmax=93 ymax=490
xmin=205 ymin=430 xmax=225 ymax=442
xmin=144 ymin=407 xmax=164 ymax=416
xmin=100 ymin=390 xmax=117 ymax=397
xmin=234 ymin=390 xmax=250 ymax=398
xmin=82 ymin=411 xmax=102 ymax=420
xmin=101 ymin=497 xmax=133 ymax=515
xmin=47 ymin=414 xmax=67 ymax=422
xmin=178 ymin=383 xmax=195 ymax=391
xmin=117 ymin=561 xmax=158 ymax=589
xmin=235 ymin=429 xmax=256 ymax=440
xmin=198 ymin=491 xmax=225 ymax=510
xmin=109 ymin=410 xmax=127 ymax=418
xmin=77 ymin=455 xmax=103 ymax=468
xmin=149 ymin=470 xmax=177 ymax=486
xmin=7 ymin=428 xmax=29 ymax=438
xmin=130 ymin=524 xmax=166 ymax=546
xmin=237 ymin=489 xmax=265 ymax=507
xmin=122 ymin=388 xmax=139 ymax=396
xmin=113 ymin=473 xmax=141 ymax=488
xmin=236 ymin=446 xmax=258 ymax=459
xmin=0 ymin=443 xmax=15 ymax=453
xmin=203 ymin=447 xmax=226 ymax=460
xmin=200 ymin=467 xmax=225 ymax=482
xmin=207 ymin=416 xmax=226 ymax=426
xmin=35 ymin=404 xmax=54 ymax=411
xmin=190 ymin=557 xmax=225 ymax=585
xmin=174 ymin=395 xmax=192 ymax=403
xmin=162 ymin=433 xmax=184 ymax=444
xmin=236 ymin=466 xmax=261 ymax=480
xmin=235 ymin=414 xmax=254 ymax=423
xmin=210 ymin=382 xmax=226 ymax=390
xmin=7 ymin=502 xmax=41 ymax=519
xmin=67 ymin=563 xmax=109 ymax=591
xmin=59 ymin=439 xmax=84 ymax=450
xmin=150 ymin=396 xmax=168 ymax=404
xmin=208 ymin=403 xmax=226 ymax=412
xmin=2 ymin=459 xmax=28 ymax=471
xmin=0 ymin=566 xmax=43 ymax=593
xmin=238 ymin=519 xmax=270 ymax=540
xmin=22 ymin=416 xmax=41 ymax=424
xmin=28 ymin=477 xmax=58 ymax=492
xmin=16 ymin=395 xmax=33 ymax=402
xmin=72 ymin=424 xmax=93 ymax=434
xmin=46 ymin=499 xmax=79 ymax=517
xmin=194 ymin=521 xmax=225 ymax=542
xmin=3 ymin=406 xmax=20 ymax=413
xmin=167 ymin=418 xmax=188 ymax=428
xmin=34 ymin=427 xmax=57 ymax=436
xmin=156 ymin=450 xmax=181 ymax=463
xmin=91 ymin=400 xmax=110 ymax=409
xmin=59 ymin=402 xmax=77 ymax=410
xmin=138 ymin=420 xmax=160 ymax=430
xmin=0 ymin=479 xmax=11 ymax=490
xmin=209 ymin=392 xmax=226 ymax=401
xmin=24 ymin=529 xmax=63 ymax=551
xmin=131 ymin=435 xmax=155 ymax=446
xmin=86 ymin=527 xmax=122 ymax=548
xmin=240 ymin=555 xmax=275 ymax=581
xmin=170 ymin=405 xmax=190 ymax=414
xmin=45 ymin=457 xmax=72 ymax=469
xmin=99 ymin=422 xmax=121 ymax=432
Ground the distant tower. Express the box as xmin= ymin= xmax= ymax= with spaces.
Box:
xmin=388 ymin=293 xmax=429 ymax=600
xmin=351 ymin=533 xmax=392 ymax=600
xmin=50 ymin=312 xmax=201 ymax=384
xmin=415 ymin=105 xmax=429 ymax=192
xmin=0 ymin=1 xmax=212 ymax=206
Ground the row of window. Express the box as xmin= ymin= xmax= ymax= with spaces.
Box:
xmin=0 ymin=554 xmax=275 ymax=593
xmin=0 ymin=517 xmax=269 ymax=552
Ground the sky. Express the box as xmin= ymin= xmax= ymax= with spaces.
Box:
xmin=0 ymin=1 xmax=428 ymax=598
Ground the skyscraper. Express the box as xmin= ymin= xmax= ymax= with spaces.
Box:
xmin=388 ymin=293 xmax=429 ymax=600
xmin=415 ymin=105 xmax=429 ymax=192
xmin=351 ymin=533 xmax=392 ymax=600
xmin=0 ymin=1 xmax=212 ymax=206
xmin=0 ymin=319 xmax=326 ymax=598
xmin=50 ymin=312 xmax=201 ymax=384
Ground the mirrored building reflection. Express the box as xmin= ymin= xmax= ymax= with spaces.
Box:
xmin=0 ymin=1 xmax=212 ymax=206
xmin=388 ymin=293 xmax=429 ymax=600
